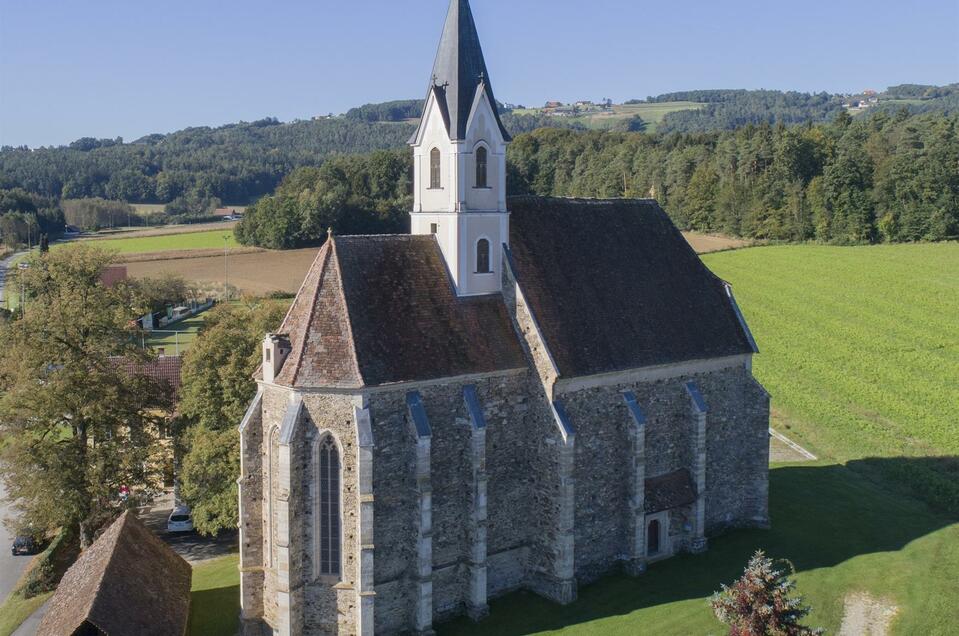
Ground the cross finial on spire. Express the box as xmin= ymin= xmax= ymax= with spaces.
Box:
xmin=327 ymin=227 xmax=333 ymax=240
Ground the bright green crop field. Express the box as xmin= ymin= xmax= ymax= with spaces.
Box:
xmin=56 ymin=230 xmax=239 ymax=254
xmin=184 ymin=243 xmax=959 ymax=636
xmin=704 ymin=243 xmax=959 ymax=513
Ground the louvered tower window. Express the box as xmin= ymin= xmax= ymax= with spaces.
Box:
xmin=475 ymin=146 xmax=488 ymax=188
xmin=430 ymin=148 xmax=442 ymax=189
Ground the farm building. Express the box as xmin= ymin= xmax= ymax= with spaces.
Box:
xmin=238 ymin=1 xmax=770 ymax=634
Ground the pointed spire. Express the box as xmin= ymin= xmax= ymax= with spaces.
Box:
xmin=423 ymin=0 xmax=510 ymax=141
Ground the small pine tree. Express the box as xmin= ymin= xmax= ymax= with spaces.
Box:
xmin=711 ymin=551 xmax=823 ymax=636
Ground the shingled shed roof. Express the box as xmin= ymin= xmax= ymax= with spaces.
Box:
xmin=645 ymin=469 xmax=698 ymax=513
xmin=37 ymin=512 xmax=191 ymax=636
xmin=275 ymin=235 xmax=525 ymax=388
xmin=507 ymin=196 xmax=755 ymax=377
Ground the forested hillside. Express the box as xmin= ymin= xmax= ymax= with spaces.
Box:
xmin=236 ymin=109 xmax=958 ymax=248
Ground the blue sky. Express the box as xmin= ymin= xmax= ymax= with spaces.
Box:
xmin=1 ymin=0 xmax=957 ymax=148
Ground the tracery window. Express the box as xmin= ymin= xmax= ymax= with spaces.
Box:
xmin=317 ymin=436 xmax=341 ymax=577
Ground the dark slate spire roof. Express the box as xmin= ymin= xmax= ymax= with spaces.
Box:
xmin=420 ymin=0 xmax=511 ymax=142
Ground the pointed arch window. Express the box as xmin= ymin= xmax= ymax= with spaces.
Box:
xmin=430 ymin=148 xmax=442 ymax=189
xmin=317 ymin=435 xmax=341 ymax=577
xmin=476 ymin=238 xmax=491 ymax=274
xmin=475 ymin=146 xmax=488 ymax=188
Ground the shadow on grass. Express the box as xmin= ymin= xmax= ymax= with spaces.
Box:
xmin=189 ymin=585 xmax=240 ymax=636
xmin=440 ymin=459 xmax=957 ymax=635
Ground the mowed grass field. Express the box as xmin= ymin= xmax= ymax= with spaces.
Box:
xmin=704 ymin=243 xmax=959 ymax=512
xmin=187 ymin=242 xmax=959 ymax=636
xmin=512 ymin=101 xmax=703 ymax=132
xmin=58 ymin=229 xmax=240 ymax=254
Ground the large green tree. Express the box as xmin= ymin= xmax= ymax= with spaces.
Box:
xmin=178 ymin=300 xmax=287 ymax=536
xmin=0 ymin=246 xmax=169 ymax=546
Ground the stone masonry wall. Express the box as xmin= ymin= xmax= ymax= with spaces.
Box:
xmin=368 ymin=371 xmax=535 ymax=632
xmin=558 ymin=363 xmax=769 ymax=580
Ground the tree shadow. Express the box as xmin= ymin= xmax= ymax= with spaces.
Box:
xmin=189 ymin=585 xmax=240 ymax=636
xmin=440 ymin=458 xmax=958 ymax=635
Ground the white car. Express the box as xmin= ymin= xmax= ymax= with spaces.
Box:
xmin=167 ymin=507 xmax=194 ymax=533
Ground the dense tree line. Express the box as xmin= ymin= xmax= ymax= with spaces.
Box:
xmin=0 ymin=118 xmax=417 ymax=205
xmin=235 ymin=150 xmax=412 ymax=248
xmin=509 ymin=110 xmax=959 ymax=243
xmin=236 ymin=109 xmax=957 ymax=247
xmin=0 ymin=188 xmax=65 ymax=247
xmin=61 ymin=198 xmax=139 ymax=231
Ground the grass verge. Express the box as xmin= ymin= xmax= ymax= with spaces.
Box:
xmin=0 ymin=591 xmax=53 ymax=636
xmin=190 ymin=555 xmax=241 ymax=636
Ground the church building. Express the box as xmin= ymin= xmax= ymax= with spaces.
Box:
xmin=238 ymin=1 xmax=770 ymax=634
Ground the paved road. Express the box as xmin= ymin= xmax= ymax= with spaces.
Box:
xmin=0 ymin=483 xmax=32 ymax=603
xmin=0 ymin=250 xmax=26 ymax=307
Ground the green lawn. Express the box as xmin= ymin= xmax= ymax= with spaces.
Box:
xmin=56 ymin=230 xmax=239 ymax=255
xmin=703 ymin=243 xmax=959 ymax=514
xmin=144 ymin=312 xmax=209 ymax=355
xmin=190 ymin=555 xmax=240 ymax=636
xmin=0 ymin=591 xmax=53 ymax=636
xmin=186 ymin=242 xmax=959 ymax=635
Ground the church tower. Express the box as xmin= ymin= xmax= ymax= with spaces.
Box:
xmin=410 ymin=0 xmax=511 ymax=297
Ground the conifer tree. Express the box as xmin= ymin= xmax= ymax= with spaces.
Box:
xmin=711 ymin=551 xmax=823 ymax=636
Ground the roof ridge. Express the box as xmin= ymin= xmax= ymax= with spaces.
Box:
xmin=290 ymin=242 xmax=335 ymax=386
xmin=277 ymin=242 xmax=329 ymax=335
xmin=328 ymin=239 xmax=365 ymax=386
xmin=83 ymin=511 xmax=133 ymax=631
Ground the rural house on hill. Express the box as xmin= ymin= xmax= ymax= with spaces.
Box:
xmin=238 ymin=1 xmax=770 ymax=634
xmin=37 ymin=512 xmax=192 ymax=636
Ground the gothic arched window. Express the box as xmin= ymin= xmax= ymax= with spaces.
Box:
xmin=430 ymin=148 xmax=442 ymax=189
xmin=475 ymin=146 xmax=488 ymax=188
xmin=476 ymin=238 xmax=491 ymax=274
xmin=317 ymin=436 xmax=341 ymax=577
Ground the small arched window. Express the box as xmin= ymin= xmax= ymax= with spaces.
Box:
xmin=476 ymin=238 xmax=491 ymax=274
xmin=647 ymin=519 xmax=661 ymax=555
xmin=317 ymin=436 xmax=341 ymax=577
xmin=430 ymin=148 xmax=442 ymax=189
xmin=475 ymin=146 xmax=488 ymax=188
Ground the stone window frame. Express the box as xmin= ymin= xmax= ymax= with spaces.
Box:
xmin=266 ymin=426 xmax=280 ymax=569
xmin=312 ymin=430 xmax=345 ymax=583
xmin=645 ymin=511 xmax=671 ymax=562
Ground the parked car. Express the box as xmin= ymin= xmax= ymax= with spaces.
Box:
xmin=11 ymin=535 xmax=38 ymax=556
xmin=167 ymin=507 xmax=194 ymax=533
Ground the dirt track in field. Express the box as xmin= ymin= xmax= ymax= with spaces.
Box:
xmin=120 ymin=232 xmax=748 ymax=295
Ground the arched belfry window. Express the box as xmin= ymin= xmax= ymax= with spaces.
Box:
xmin=317 ymin=435 xmax=341 ymax=577
xmin=430 ymin=148 xmax=442 ymax=189
xmin=477 ymin=238 xmax=491 ymax=274
xmin=475 ymin=146 xmax=488 ymax=188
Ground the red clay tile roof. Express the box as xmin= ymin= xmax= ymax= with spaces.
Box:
xmin=507 ymin=196 xmax=754 ymax=377
xmin=645 ymin=469 xmax=697 ymax=513
xmin=37 ymin=512 xmax=191 ymax=636
xmin=110 ymin=355 xmax=183 ymax=404
xmin=276 ymin=236 xmax=525 ymax=388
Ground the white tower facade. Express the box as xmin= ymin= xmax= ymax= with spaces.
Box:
xmin=410 ymin=0 xmax=511 ymax=297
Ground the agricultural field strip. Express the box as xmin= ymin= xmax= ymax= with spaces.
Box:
xmin=704 ymin=245 xmax=959 ymax=459
xmin=54 ymin=230 xmax=240 ymax=254
xmin=724 ymin=277 xmax=957 ymax=454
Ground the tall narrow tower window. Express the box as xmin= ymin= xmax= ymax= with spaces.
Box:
xmin=430 ymin=148 xmax=442 ymax=189
xmin=317 ymin=435 xmax=341 ymax=577
xmin=475 ymin=146 xmax=488 ymax=188
xmin=476 ymin=238 xmax=491 ymax=274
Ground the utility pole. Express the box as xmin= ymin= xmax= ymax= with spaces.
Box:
xmin=223 ymin=235 xmax=229 ymax=299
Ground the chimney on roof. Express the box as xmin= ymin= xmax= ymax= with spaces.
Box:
xmin=263 ymin=334 xmax=291 ymax=384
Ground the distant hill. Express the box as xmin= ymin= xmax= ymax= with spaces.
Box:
xmin=1 ymin=84 xmax=955 ymax=207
